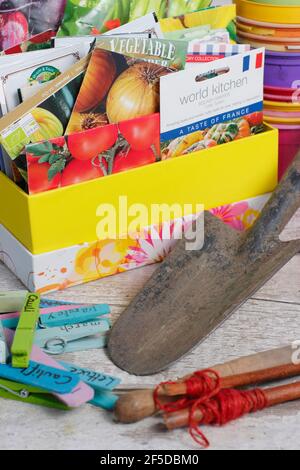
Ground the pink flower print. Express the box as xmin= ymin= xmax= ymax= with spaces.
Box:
xmin=210 ymin=202 xmax=249 ymax=231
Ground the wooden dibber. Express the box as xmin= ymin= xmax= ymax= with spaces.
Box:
xmin=114 ymin=345 xmax=300 ymax=423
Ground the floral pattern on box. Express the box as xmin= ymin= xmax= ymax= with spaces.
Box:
xmin=0 ymin=194 xmax=271 ymax=293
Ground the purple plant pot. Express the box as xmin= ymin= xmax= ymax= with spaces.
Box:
xmin=265 ymin=51 xmax=300 ymax=88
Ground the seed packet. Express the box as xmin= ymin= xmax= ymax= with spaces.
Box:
xmin=163 ymin=26 xmax=230 ymax=43
xmin=25 ymin=112 xmax=160 ymax=194
xmin=186 ymin=43 xmax=250 ymax=68
xmin=93 ymin=36 xmax=188 ymax=69
xmin=57 ymin=0 xmax=229 ymax=37
xmin=54 ymin=33 xmax=153 ymax=57
xmin=55 ymin=12 xmax=164 ymax=56
xmin=1 ymin=30 xmax=54 ymax=55
xmin=160 ymin=4 xmax=237 ymax=42
xmin=58 ymin=8 xmax=163 ymax=38
xmin=66 ymin=47 xmax=172 ymax=134
xmin=0 ymin=44 xmax=86 ymax=114
xmin=0 ymin=0 xmax=66 ymax=51
xmin=160 ymin=49 xmax=265 ymax=159
xmin=0 ymin=55 xmax=90 ymax=186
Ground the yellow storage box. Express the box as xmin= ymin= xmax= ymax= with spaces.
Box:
xmin=0 ymin=126 xmax=278 ymax=255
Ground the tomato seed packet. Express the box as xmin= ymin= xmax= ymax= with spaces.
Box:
xmin=66 ymin=47 xmax=173 ymax=134
xmin=25 ymin=112 xmax=160 ymax=194
xmin=0 ymin=0 xmax=66 ymax=51
xmin=0 ymin=56 xmax=90 ymax=188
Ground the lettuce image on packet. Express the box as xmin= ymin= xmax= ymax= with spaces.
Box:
xmin=58 ymin=0 xmax=215 ymax=37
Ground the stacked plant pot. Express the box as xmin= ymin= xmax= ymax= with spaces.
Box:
xmin=236 ymin=0 xmax=300 ymax=179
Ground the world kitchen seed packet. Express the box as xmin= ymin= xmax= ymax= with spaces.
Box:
xmin=160 ymin=49 xmax=265 ymax=159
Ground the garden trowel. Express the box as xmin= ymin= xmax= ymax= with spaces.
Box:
xmin=108 ymin=151 xmax=300 ymax=376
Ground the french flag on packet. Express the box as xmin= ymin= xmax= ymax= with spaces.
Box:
xmin=243 ymin=51 xmax=264 ymax=72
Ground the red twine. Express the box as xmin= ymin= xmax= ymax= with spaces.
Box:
xmin=189 ymin=387 xmax=268 ymax=448
xmin=154 ymin=369 xmax=268 ymax=448
xmin=153 ymin=369 xmax=221 ymax=413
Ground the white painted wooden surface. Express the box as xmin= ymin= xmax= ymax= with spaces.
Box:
xmin=0 ymin=253 xmax=300 ymax=451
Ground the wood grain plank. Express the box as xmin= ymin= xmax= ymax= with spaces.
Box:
xmin=0 ymin=252 xmax=300 ymax=450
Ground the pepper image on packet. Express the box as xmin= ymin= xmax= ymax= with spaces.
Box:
xmin=0 ymin=0 xmax=66 ymax=51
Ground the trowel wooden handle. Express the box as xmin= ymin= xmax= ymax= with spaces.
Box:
xmin=115 ymin=345 xmax=296 ymax=423
xmin=249 ymin=150 xmax=300 ymax=244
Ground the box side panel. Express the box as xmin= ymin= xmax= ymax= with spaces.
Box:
xmin=1 ymin=193 xmax=271 ymax=294
xmin=0 ymin=172 xmax=33 ymax=251
xmin=29 ymin=128 xmax=278 ymax=254
xmin=0 ymin=224 xmax=34 ymax=290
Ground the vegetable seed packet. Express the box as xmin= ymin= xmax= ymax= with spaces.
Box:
xmin=1 ymin=30 xmax=54 ymax=55
xmin=0 ymin=55 xmax=90 ymax=186
xmin=160 ymin=49 xmax=265 ymax=159
xmin=0 ymin=0 xmax=66 ymax=51
xmin=57 ymin=0 xmax=224 ymax=37
xmin=162 ymin=25 xmax=230 ymax=43
xmin=93 ymin=36 xmax=188 ymax=69
xmin=160 ymin=4 xmax=237 ymax=42
xmin=186 ymin=43 xmax=251 ymax=68
xmin=66 ymin=47 xmax=173 ymax=135
xmin=54 ymin=12 xmax=164 ymax=54
xmin=25 ymin=112 xmax=160 ymax=194
xmin=0 ymin=44 xmax=86 ymax=114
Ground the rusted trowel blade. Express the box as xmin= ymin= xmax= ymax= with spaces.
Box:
xmin=108 ymin=152 xmax=300 ymax=376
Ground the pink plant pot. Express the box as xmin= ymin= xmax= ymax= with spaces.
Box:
xmin=264 ymin=93 xmax=300 ymax=103
xmin=272 ymin=124 xmax=300 ymax=179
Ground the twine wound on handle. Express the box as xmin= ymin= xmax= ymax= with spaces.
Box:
xmin=154 ymin=369 xmax=268 ymax=448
